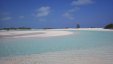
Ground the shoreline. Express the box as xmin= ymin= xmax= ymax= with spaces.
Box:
xmin=49 ymin=28 xmax=113 ymax=31
xmin=0 ymin=28 xmax=113 ymax=38
xmin=0 ymin=30 xmax=73 ymax=38
xmin=0 ymin=48 xmax=113 ymax=64
xmin=0 ymin=28 xmax=113 ymax=64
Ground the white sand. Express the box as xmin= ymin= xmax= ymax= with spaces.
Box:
xmin=0 ymin=28 xmax=113 ymax=64
xmin=52 ymin=28 xmax=113 ymax=31
xmin=0 ymin=28 xmax=113 ymax=38
xmin=0 ymin=49 xmax=113 ymax=64
xmin=0 ymin=30 xmax=73 ymax=38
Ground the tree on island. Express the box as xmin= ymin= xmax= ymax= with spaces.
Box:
xmin=1 ymin=27 xmax=31 ymax=30
xmin=104 ymin=23 xmax=113 ymax=29
xmin=76 ymin=24 xmax=80 ymax=28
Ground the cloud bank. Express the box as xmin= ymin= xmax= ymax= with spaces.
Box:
xmin=34 ymin=6 xmax=51 ymax=21
xmin=0 ymin=17 xmax=12 ymax=21
xmin=71 ymin=0 xmax=94 ymax=6
xmin=36 ymin=6 xmax=51 ymax=17
xmin=63 ymin=0 xmax=94 ymax=20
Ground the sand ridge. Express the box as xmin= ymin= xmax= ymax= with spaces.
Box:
xmin=0 ymin=28 xmax=113 ymax=38
xmin=0 ymin=30 xmax=73 ymax=38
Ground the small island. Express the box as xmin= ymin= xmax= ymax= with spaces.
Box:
xmin=0 ymin=27 xmax=31 ymax=31
xmin=104 ymin=23 xmax=113 ymax=29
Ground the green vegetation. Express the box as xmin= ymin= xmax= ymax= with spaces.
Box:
xmin=104 ymin=23 xmax=113 ymax=29
xmin=43 ymin=27 xmax=54 ymax=29
xmin=76 ymin=24 xmax=80 ymax=28
xmin=0 ymin=27 xmax=31 ymax=30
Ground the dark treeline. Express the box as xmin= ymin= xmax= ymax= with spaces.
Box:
xmin=104 ymin=23 xmax=113 ymax=29
xmin=0 ymin=27 xmax=31 ymax=30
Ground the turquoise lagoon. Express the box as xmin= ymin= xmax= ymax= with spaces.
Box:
xmin=0 ymin=30 xmax=113 ymax=58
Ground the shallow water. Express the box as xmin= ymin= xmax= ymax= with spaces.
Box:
xmin=0 ymin=30 xmax=113 ymax=57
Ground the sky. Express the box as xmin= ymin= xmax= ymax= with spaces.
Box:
xmin=0 ymin=0 xmax=113 ymax=28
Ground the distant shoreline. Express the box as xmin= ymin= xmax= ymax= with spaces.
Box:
xmin=0 ymin=28 xmax=113 ymax=38
xmin=53 ymin=28 xmax=113 ymax=31
xmin=0 ymin=30 xmax=73 ymax=38
xmin=0 ymin=28 xmax=113 ymax=31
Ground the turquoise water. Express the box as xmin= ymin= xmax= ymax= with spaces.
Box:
xmin=0 ymin=30 xmax=113 ymax=57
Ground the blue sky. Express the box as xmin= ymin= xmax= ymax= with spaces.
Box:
xmin=0 ymin=0 xmax=113 ymax=28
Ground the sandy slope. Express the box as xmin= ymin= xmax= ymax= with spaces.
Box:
xmin=0 ymin=30 xmax=73 ymax=38
xmin=0 ymin=28 xmax=113 ymax=38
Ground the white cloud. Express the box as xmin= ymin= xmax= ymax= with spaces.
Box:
xmin=0 ymin=17 xmax=12 ymax=21
xmin=71 ymin=0 xmax=94 ymax=6
xmin=36 ymin=6 xmax=51 ymax=17
xmin=63 ymin=0 xmax=94 ymax=20
xmin=63 ymin=7 xmax=79 ymax=20
xmin=19 ymin=16 xmax=24 ymax=19
xmin=63 ymin=12 xmax=74 ymax=20
xmin=68 ymin=7 xmax=80 ymax=12
xmin=0 ymin=12 xmax=12 ymax=21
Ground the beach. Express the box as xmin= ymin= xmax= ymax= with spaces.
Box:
xmin=0 ymin=48 xmax=113 ymax=64
xmin=52 ymin=28 xmax=113 ymax=31
xmin=0 ymin=30 xmax=73 ymax=38
xmin=1 ymin=0 xmax=113 ymax=64
xmin=0 ymin=28 xmax=113 ymax=64
xmin=0 ymin=28 xmax=113 ymax=38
